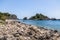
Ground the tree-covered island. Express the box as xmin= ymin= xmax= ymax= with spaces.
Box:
xmin=23 ymin=13 xmax=57 ymax=20
xmin=29 ymin=13 xmax=50 ymax=20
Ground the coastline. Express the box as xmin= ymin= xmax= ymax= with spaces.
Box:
xmin=0 ymin=21 xmax=60 ymax=40
xmin=20 ymin=19 xmax=60 ymax=32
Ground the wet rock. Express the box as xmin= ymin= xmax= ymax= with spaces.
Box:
xmin=54 ymin=30 xmax=58 ymax=33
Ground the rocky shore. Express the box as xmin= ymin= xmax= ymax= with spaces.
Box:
xmin=0 ymin=21 xmax=60 ymax=40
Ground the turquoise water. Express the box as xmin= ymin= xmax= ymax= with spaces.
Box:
xmin=19 ymin=20 xmax=60 ymax=31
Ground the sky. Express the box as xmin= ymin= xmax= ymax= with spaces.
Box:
xmin=0 ymin=0 xmax=60 ymax=19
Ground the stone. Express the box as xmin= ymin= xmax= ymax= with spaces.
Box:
xmin=0 ymin=21 xmax=60 ymax=40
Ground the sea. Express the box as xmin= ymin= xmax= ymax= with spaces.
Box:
xmin=19 ymin=19 xmax=60 ymax=31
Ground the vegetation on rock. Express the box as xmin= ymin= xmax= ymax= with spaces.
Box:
xmin=0 ymin=12 xmax=18 ymax=20
xmin=29 ymin=13 xmax=50 ymax=20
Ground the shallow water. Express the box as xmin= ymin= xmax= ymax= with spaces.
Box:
xmin=19 ymin=20 xmax=60 ymax=31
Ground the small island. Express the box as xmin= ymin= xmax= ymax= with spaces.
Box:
xmin=29 ymin=13 xmax=50 ymax=20
xmin=23 ymin=13 xmax=59 ymax=20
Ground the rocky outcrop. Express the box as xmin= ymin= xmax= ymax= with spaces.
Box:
xmin=0 ymin=21 xmax=60 ymax=40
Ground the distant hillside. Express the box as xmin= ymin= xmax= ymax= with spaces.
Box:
xmin=0 ymin=12 xmax=18 ymax=20
xmin=29 ymin=13 xmax=50 ymax=20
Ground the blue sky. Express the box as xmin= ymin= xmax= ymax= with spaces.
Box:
xmin=0 ymin=0 xmax=60 ymax=19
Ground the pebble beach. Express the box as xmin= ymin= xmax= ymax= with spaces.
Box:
xmin=0 ymin=21 xmax=60 ymax=40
